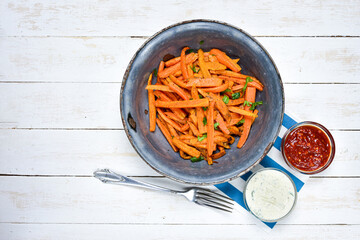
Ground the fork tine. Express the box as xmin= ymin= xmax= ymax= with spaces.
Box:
xmin=197 ymin=188 xmax=233 ymax=201
xmin=196 ymin=193 xmax=234 ymax=210
xmin=195 ymin=197 xmax=233 ymax=212
xmin=196 ymin=189 xmax=235 ymax=206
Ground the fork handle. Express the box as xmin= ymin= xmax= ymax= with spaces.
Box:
xmin=93 ymin=169 xmax=177 ymax=194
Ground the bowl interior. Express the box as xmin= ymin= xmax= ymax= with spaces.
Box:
xmin=121 ymin=20 xmax=284 ymax=185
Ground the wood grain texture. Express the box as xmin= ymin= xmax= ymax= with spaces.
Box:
xmin=1 ymin=83 xmax=359 ymax=129
xmin=1 ymin=37 xmax=359 ymax=83
xmin=1 ymin=0 xmax=359 ymax=36
xmin=0 ymin=177 xmax=358 ymax=224
xmin=0 ymin=129 xmax=358 ymax=177
xmin=1 ymin=224 xmax=359 ymax=240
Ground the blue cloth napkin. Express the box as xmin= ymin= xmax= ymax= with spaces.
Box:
xmin=214 ymin=113 xmax=308 ymax=229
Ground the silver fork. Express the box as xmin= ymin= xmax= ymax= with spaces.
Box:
xmin=93 ymin=169 xmax=234 ymax=212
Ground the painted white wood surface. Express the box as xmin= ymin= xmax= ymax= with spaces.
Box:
xmin=1 ymin=224 xmax=359 ymax=240
xmin=1 ymin=0 xmax=359 ymax=36
xmin=0 ymin=177 xmax=359 ymax=224
xmin=0 ymin=129 xmax=358 ymax=176
xmin=1 ymin=0 xmax=360 ymax=239
xmin=1 ymin=37 xmax=359 ymax=83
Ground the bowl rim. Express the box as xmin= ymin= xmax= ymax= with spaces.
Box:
xmin=281 ymin=121 xmax=336 ymax=174
xmin=120 ymin=19 xmax=285 ymax=185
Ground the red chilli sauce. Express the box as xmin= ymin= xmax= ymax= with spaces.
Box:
xmin=284 ymin=125 xmax=331 ymax=172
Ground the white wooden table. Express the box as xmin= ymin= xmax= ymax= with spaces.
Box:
xmin=1 ymin=1 xmax=359 ymax=239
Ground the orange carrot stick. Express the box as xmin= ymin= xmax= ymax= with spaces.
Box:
xmin=198 ymin=49 xmax=211 ymax=78
xmin=153 ymin=91 xmax=187 ymax=119
xmin=237 ymin=87 xmax=256 ymax=148
xmin=185 ymin=77 xmax=223 ymax=88
xmin=155 ymin=98 xmax=209 ymax=108
xmin=158 ymin=53 xmax=198 ymax=78
xmin=208 ymin=92 xmax=232 ymax=123
xmin=157 ymin=108 xmax=182 ymax=132
xmin=169 ymin=74 xmax=187 ymax=89
xmin=172 ymin=137 xmax=201 ymax=158
xmin=158 ymin=61 xmax=165 ymax=73
xmin=187 ymin=64 xmax=194 ymax=79
xmin=146 ymin=85 xmax=173 ymax=92
xmin=219 ymin=76 xmax=263 ymax=91
xmin=191 ymin=85 xmax=206 ymax=134
xmin=201 ymin=82 xmax=229 ymax=93
xmin=205 ymin=61 xmax=227 ymax=71
xmin=168 ymin=81 xmax=190 ymax=100
xmin=228 ymin=106 xmax=258 ymax=118
xmin=188 ymin=121 xmax=200 ymax=136
xmin=181 ymin=47 xmax=190 ymax=79
xmin=209 ymin=49 xmax=241 ymax=72
xmin=215 ymin=113 xmax=230 ymax=135
xmin=165 ymin=56 xmax=180 ymax=67
xmin=164 ymin=112 xmax=187 ymax=124
xmin=227 ymin=98 xmax=245 ymax=106
xmin=147 ymin=73 xmax=156 ymax=132
xmin=156 ymin=118 xmax=178 ymax=152
xmin=180 ymin=123 xmax=190 ymax=132
xmin=207 ymin=100 xmax=216 ymax=156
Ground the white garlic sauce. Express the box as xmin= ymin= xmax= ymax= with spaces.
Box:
xmin=245 ymin=169 xmax=296 ymax=221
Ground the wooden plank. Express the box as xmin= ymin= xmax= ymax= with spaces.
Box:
xmin=1 ymin=0 xmax=359 ymax=36
xmin=0 ymin=223 xmax=359 ymax=240
xmin=0 ymin=83 xmax=359 ymax=129
xmin=0 ymin=177 xmax=358 ymax=224
xmin=0 ymin=129 xmax=358 ymax=177
xmin=1 ymin=37 xmax=359 ymax=83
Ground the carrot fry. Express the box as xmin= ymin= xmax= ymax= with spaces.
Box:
xmin=209 ymin=49 xmax=241 ymax=72
xmin=181 ymin=47 xmax=190 ymax=79
xmin=154 ymin=91 xmax=187 ymax=119
xmin=228 ymin=106 xmax=258 ymax=118
xmin=166 ymin=121 xmax=179 ymax=138
xmin=169 ymin=74 xmax=187 ymax=88
xmin=155 ymin=98 xmax=209 ymax=108
xmin=158 ymin=53 xmax=198 ymax=78
xmin=237 ymin=87 xmax=257 ymax=148
xmin=201 ymin=82 xmax=229 ymax=93
xmin=165 ymin=56 xmax=181 ymax=67
xmin=146 ymin=85 xmax=173 ymax=92
xmin=187 ymin=64 xmax=194 ymax=79
xmin=172 ymin=137 xmax=201 ymax=158
xmin=164 ymin=112 xmax=187 ymax=124
xmin=215 ymin=113 xmax=230 ymax=135
xmin=147 ymin=73 xmax=156 ymax=132
xmin=156 ymin=118 xmax=178 ymax=152
xmin=198 ymin=49 xmax=211 ymax=78
xmin=227 ymin=98 xmax=245 ymax=106
xmin=188 ymin=121 xmax=200 ymax=136
xmin=219 ymin=76 xmax=263 ymax=91
xmin=180 ymin=123 xmax=190 ymax=132
xmin=208 ymin=92 xmax=232 ymax=123
xmin=158 ymin=61 xmax=165 ymax=73
xmin=212 ymin=148 xmax=226 ymax=159
xmin=191 ymin=85 xmax=206 ymax=134
xmin=180 ymin=150 xmax=192 ymax=159
xmin=168 ymin=81 xmax=190 ymax=100
xmin=185 ymin=77 xmax=223 ymax=88
xmin=207 ymin=100 xmax=216 ymax=156
xmin=157 ymin=108 xmax=182 ymax=132
xmin=205 ymin=61 xmax=227 ymax=70
xmin=216 ymin=70 xmax=263 ymax=86
xmin=179 ymin=135 xmax=197 ymax=140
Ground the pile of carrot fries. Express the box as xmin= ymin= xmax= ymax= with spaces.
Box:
xmin=146 ymin=47 xmax=264 ymax=165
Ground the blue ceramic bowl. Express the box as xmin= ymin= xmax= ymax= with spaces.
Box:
xmin=120 ymin=20 xmax=284 ymax=185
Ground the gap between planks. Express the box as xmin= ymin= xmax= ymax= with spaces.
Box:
xmin=0 ymin=222 xmax=358 ymax=226
xmin=1 ymin=35 xmax=360 ymax=38
xmin=0 ymin=174 xmax=358 ymax=179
